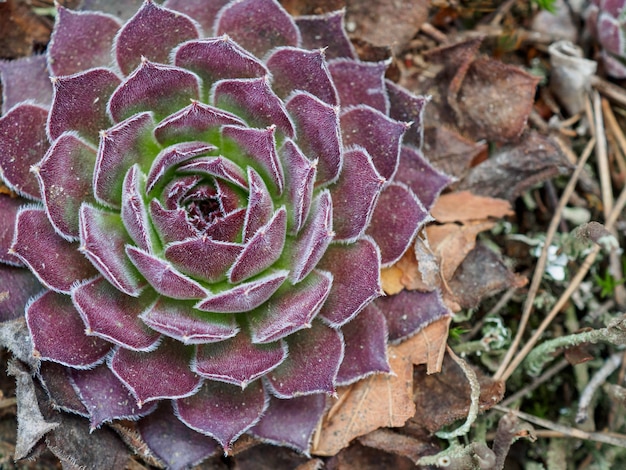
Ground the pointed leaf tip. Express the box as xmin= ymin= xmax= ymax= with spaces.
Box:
xmin=26 ymin=291 xmax=110 ymax=369
xmin=216 ymin=0 xmax=300 ymax=58
xmin=175 ymin=380 xmax=266 ymax=452
xmin=115 ymin=1 xmax=200 ymax=75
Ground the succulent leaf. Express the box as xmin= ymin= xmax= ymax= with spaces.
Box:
xmin=250 ymin=393 xmax=326 ymax=452
xmin=317 ymin=238 xmax=382 ymax=326
xmin=329 ymin=60 xmax=389 ymax=113
xmin=114 ymin=0 xmax=200 ymax=76
xmin=175 ymin=37 xmax=268 ymax=99
xmin=340 ymin=105 xmax=407 ymax=181
xmin=110 ymin=338 xmax=202 ymax=406
xmin=138 ymin=403 xmax=219 ymax=470
xmin=195 ymin=269 xmax=288 ymax=313
xmin=215 ymin=0 xmax=300 ymax=58
xmin=108 ymin=60 xmax=201 ymax=123
xmin=35 ymin=133 xmax=98 ymax=240
xmin=0 ymin=266 xmax=41 ymax=322
xmin=12 ymin=207 xmax=98 ymax=292
xmin=165 ymin=236 xmax=243 ymax=284
xmin=79 ymin=203 xmax=146 ymax=296
xmin=228 ymin=206 xmax=287 ymax=283
xmin=366 ymin=183 xmax=429 ymax=266
xmin=267 ymin=47 xmax=338 ymax=104
xmin=140 ymin=296 xmax=239 ymax=344
xmin=249 ymin=269 xmax=332 ymax=343
xmin=48 ymin=69 xmax=121 ymax=143
xmin=395 ymin=146 xmax=453 ymax=211
xmin=267 ymin=320 xmax=343 ymax=398
xmin=330 ymin=147 xmax=384 ymax=241
xmin=0 ymin=104 xmax=49 ymax=199
xmin=193 ymin=331 xmax=287 ymax=387
xmin=175 ymin=379 xmax=267 ymax=451
xmin=26 ymin=291 xmax=111 ymax=368
xmin=336 ymin=303 xmax=390 ymax=385
xmin=375 ymin=289 xmax=450 ymax=343
xmin=295 ymin=11 xmax=356 ymax=60
xmin=49 ymin=7 xmax=121 ymax=76
xmin=280 ymin=139 xmax=316 ymax=234
xmin=0 ymin=196 xmax=26 ymax=266
xmin=126 ymin=245 xmax=207 ymax=299
xmin=213 ymin=77 xmax=295 ymax=137
xmin=70 ymin=364 xmax=157 ymax=429
xmin=94 ymin=111 xmax=158 ymax=208
xmin=0 ymin=56 xmax=53 ymax=114
xmin=286 ymin=92 xmax=342 ymax=185
xmin=290 ymin=190 xmax=334 ymax=283
xmin=72 ymin=276 xmax=160 ymax=351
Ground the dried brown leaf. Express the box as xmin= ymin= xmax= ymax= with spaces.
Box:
xmin=313 ymin=318 xmax=449 ymax=456
xmin=344 ymin=0 xmax=428 ymax=53
xmin=232 ymin=443 xmax=310 ymax=469
xmin=455 ymin=58 xmax=539 ymax=142
xmin=358 ymin=429 xmax=438 ymax=464
xmin=426 ymin=221 xmax=495 ymax=282
xmin=418 ymin=37 xmax=538 ymax=143
xmin=380 ymin=247 xmax=431 ymax=295
xmin=410 ymin=355 xmax=505 ymax=433
xmin=380 ymin=265 xmax=405 ymax=296
xmin=422 ymin=126 xmax=487 ymax=180
xmin=457 ymin=131 xmax=573 ymax=201
xmin=45 ymin=413 xmax=130 ymax=470
xmin=326 ymin=442 xmax=415 ymax=470
xmin=8 ymin=360 xmax=58 ymax=461
xmin=431 ymin=191 xmax=513 ymax=223
xmin=0 ymin=0 xmax=51 ymax=59
xmin=448 ymin=244 xmax=527 ymax=309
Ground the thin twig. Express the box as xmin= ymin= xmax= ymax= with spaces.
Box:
xmin=492 ymin=405 xmax=626 ymax=448
xmin=593 ymin=92 xmax=613 ymax=216
xmin=592 ymin=75 xmax=626 ymax=108
xmin=576 ymin=353 xmax=623 ymax=423
xmin=602 ymin=98 xmax=626 ymax=178
xmin=498 ymin=183 xmax=626 ymax=382
xmin=488 ymin=0 xmax=517 ymax=26
xmin=499 ymin=359 xmax=569 ymax=409
xmin=594 ymin=97 xmax=626 ymax=307
xmin=493 ymin=138 xmax=596 ymax=381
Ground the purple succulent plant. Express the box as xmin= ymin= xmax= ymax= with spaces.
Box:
xmin=586 ymin=0 xmax=626 ymax=78
xmin=0 ymin=0 xmax=451 ymax=465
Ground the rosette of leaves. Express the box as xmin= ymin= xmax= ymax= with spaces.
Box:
xmin=0 ymin=0 xmax=451 ymax=464
xmin=586 ymin=0 xmax=626 ymax=78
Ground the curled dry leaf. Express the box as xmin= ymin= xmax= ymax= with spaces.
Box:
xmin=312 ymin=317 xmax=449 ymax=456
xmin=380 ymin=248 xmax=426 ymax=295
xmin=426 ymin=221 xmax=496 ymax=284
xmin=357 ymin=428 xmax=439 ymax=465
xmin=457 ymin=131 xmax=573 ymax=201
xmin=410 ymin=354 xmax=505 ymax=434
xmin=449 ymin=244 xmax=528 ymax=309
xmin=7 ymin=359 xmax=58 ymax=460
xmin=381 ymin=191 xmax=514 ymax=305
xmin=420 ymin=37 xmax=539 ymax=143
xmin=422 ymin=126 xmax=487 ymax=181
